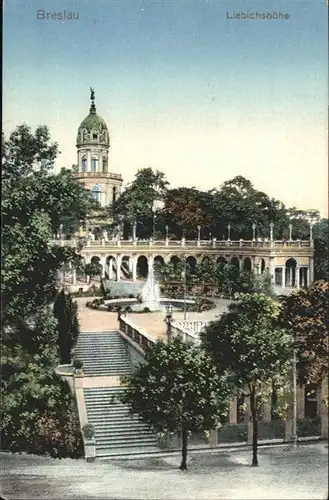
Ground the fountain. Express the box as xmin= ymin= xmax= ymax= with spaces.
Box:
xmin=141 ymin=262 xmax=161 ymax=311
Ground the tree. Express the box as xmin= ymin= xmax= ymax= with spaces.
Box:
xmin=1 ymin=124 xmax=91 ymax=456
xmin=162 ymin=187 xmax=211 ymax=238
xmin=279 ymin=280 xmax=329 ymax=385
xmin=109 ymin=167 xmax=168 ymax=236
xmin=313 ymin=219 xmax=329 ymax=281
xmin=53 ymin=290 xmax=80 ymax=364
xmin=201 ymin=294 xmax=292 ymax=466
xmin=121 ymin=337 xmax=230 ymax=470
xmin=84 ymin=261 xmax=102 ymax=278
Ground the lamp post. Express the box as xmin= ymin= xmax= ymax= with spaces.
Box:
xmin=133 ymin=220 xmax=137 ymax=241
xmin=197 ymin=225 xmax=201 ymax=242
xmin=292 ymin=345 xmax=298 ymax=448
xmin=289 ymin=223 xmax=293 ymax=241
xmin=165 ymin=304 xmax=173 ymax=341
xmin=252 ymin=223 xmax=256 ymax=241
xmin=165 ymin=224 xmax=169 ymax=239
xmin=227 ymin=224 xmax=231 ymax=241
xmin=270 ymin=222 xmax=274 ymax=242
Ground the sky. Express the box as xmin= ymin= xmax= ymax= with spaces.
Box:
xmin=3 ymin=0 xmax=328 ymax=215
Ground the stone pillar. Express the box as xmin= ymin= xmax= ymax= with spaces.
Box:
xmin=239 ymin=257 xmax=244 ymax=272
xmin=132 ymin=257 xmax=137 ymax=283
xmin=108 ymin=259 xmax=113 ymax=280
xmin=296 ymin=267 xmax=300 ymax=289
xmin=208 ymin=429 xmax=218 ymax=447
xmin=72 ymin=268 xmax=77 ymax=285
xmin=251 ymin=256 xmax=255 ymax=272
xmin=282 ymin=265 xmax=286 ymax=287
xmin=229 ymin=396 xmax=237 ymax=425
xmin=100 ymin=256 xmax=106 ymax=278
xmin=297 ymin=385 xmax=305 ymax=418
xmin=116 ymin=255 xmax=122 ymax=282
xmin=309 ymin=257 xmax=314 ymax=285
xmin=87 ymin=150 xmax=91 ymax=172
xmin=320 ymin=377 xmax=328 ymax=439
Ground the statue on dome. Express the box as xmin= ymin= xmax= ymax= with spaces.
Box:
xmin=90 ymin=87 xmax=95 ymax=101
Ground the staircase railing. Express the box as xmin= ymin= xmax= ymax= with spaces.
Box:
xmin=119 ymin=317 xmax=155 ymax=352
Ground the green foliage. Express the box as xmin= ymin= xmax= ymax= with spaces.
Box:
xmin=313 ymin=219 xmax=329 ymax=281
xmin=1 ymin=124 xmax=88 ymax=457
xmin=109 ymin=167 xmax=169 ymax=235
xmin=201 ymin=293 xmax=292 ymax=466
xmin=85 ymin=261 xmax=102 ymax=278
xmin=82 ymin=424 xmax=95 ymax=439
xmin=121 ymin=336 xmax=229 ymax=469
xmin=279 ymin=280 xmax=329 ymax=384
xmin=53 ymin=290 xmax=80 ymax=364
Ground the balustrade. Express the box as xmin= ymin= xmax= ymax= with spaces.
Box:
xmin=52 ymin=238 xmax=311 ymax=250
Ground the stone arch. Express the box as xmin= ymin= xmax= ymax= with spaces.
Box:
xmin=285 ymin=257 xmax=297 ymax=287
xmin=170 ymin=255 xmax=181 ymax=268
xmin=186 ymin=255 xmax=197 ymax=274
xmin=154 ymin=255 xmax=165 ymax=266
xmin=216 ymin=256 xmax=227 ymax=267
xmin=105 ymin=255 xmax=116 ymax=280
xmin=121 ymin=255 xmax=131 ymax=279
xmin=201 ymin=255 xmax=212 ymax=265
xmin=137 ymin=255 xmax=148 ymax=279
xmin=243 ymin=257 xmax=252 ymax=272
xmin=231 ymin=256 xmax=239 ymax=270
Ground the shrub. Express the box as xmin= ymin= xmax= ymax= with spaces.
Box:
xmin=73 ymin=359 xmax=83 ymax=370
xmin=82 ymin=423 xmax=95 ymax=439
xmin=125 ymin=306 xmax=132 ymax=313
xmin=129 ymin=294 xmax=135 ymax=298
xmin=107 ymin=304 xmax=113 ymax=312
xmin=143 ymin=307 xmax=150 ymax=313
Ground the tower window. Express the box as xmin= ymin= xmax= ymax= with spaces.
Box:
xmin=93 ymin=133 xmax=97 ymax=140
xmin=91 ymin=157 xmax=98 ymax=172
xmin=92 ymin=184 xmax=101 ymax=203
xmin=112 ymin=186 xmax=117 ymax=202
xmin=81 ymin=157 xmax=87 ymax=172
xmin=103 ymin=157 xmax=108 ymax=172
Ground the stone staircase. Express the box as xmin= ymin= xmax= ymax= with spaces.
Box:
xmin=74 ymin=331 xmax=132 ymax=377
xmin=75 ymin=331 xmax=160 ymax=457
xmin=84 ymin=387 xmax=160 ymax=457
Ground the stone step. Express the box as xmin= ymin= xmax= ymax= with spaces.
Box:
xmin=96 ymin=446 xmax=161 ymax=457
xmin=94 ymin=429 xmax=155 ymax=439
xmin=95 ymin=437 xmax=158 ymax=446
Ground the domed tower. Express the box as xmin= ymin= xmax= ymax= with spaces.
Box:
xmin=74 ymin=88 xmax=123 ymax=207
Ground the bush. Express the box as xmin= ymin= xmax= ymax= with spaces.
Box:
xmin=82 ymin=423 xmax=95 ymax=439
xmin=107 ymin=304 xmax=114 ymax=312
xmin=129 ymin=294 xmax=135 ymax=298
xmin=143 ymin=307 xmax=150 ymax=313
xmin=125 ymin=306 xmax=132 ymax=313
xmin=73 ymin=359 xmax=83 ymax=370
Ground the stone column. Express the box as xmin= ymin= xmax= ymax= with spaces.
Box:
xmin=285 ymin=390 xmax=293 ymax=442
xmin=108 ymin=259 xmax=113 ymax=280
xmin=251 ymin=256 xmax=255 ymax=272
xmin=132 ymin=256 xmax=137 ymax=283
xmin=229 ymin=396 xmax=238 ymax=425
xmin=116 ymin=255 xmax=122 ymax=282
xmin=72 ymin=268 xmax=77 ymax=285
xmin=297 ymin=385 xmax=305 ymax=418
xmin=87 ymin=150 xmax=91 ymax=172
xmin=282 ymin=265 xmax=286 ymax=287
xmin=100 ymin=256 xmax=106 ymax=278
xmin=239 ymin=257 xmax=244 ymax=272
xmin=309 ymin=257 xmax=314 ymax=285
xmin=296 ymin=267 xmax=300 ymax=289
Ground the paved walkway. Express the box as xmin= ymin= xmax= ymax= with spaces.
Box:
xmin=1 ymin=443 xmax=327 ymax=499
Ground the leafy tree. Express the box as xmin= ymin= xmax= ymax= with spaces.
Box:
xmin=201 ymin=294 xmax=292 ymax=466
xmin=279 ymin=280 xmax=329 ymax=385
xmin=1 ymin=124 xmax=90 ymax=456
xmin=162 ymin=187 xmax=211 ymax=238
xmin=121 ymin=337 xmax=230 ymax=470
xmin=53 ymin=290 xmax=80 ymax=364
xmin=109 ymin=167 xmax=168 ymax=236
xmin=84 ymin=261 xmax=102 ymax=278
xmin=313 ymin=219 xmax=329 ymax=281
